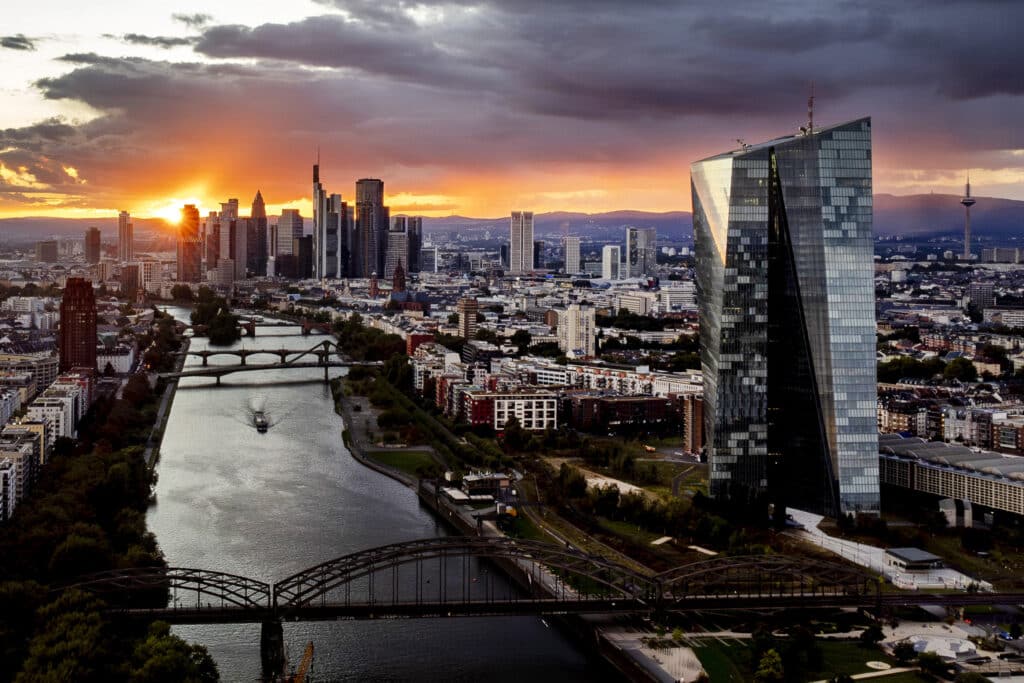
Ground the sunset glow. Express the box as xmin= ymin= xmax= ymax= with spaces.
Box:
xmin=1 ymin=1 xmax=1022 ymax=222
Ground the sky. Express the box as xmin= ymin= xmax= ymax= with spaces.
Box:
xmin=1 ymin=0 xmax=1022 ymax=221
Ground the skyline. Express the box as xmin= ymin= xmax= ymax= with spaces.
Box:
xmin=2 ymin=1 xmax=1023 ymax=220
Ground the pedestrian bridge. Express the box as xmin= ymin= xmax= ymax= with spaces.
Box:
xmin=159 ymin=340 xmax=381 ymax=383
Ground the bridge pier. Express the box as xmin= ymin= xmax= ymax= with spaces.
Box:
xmin=260 ymin=619 xmax=285 ymax=679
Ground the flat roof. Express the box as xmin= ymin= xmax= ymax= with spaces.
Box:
xmin=886 ymin=547 xmax=942 ymax=563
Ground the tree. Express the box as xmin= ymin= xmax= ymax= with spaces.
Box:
xmin=170 ymin=284 xmax=193 ymax=302
xmin=859 ymin=624 xmax=885 ymax=647
xmin=130 ymin=622 xmax=218 ymax=683
xmin=953 ymin=673 xmax=994 ymax=683
xmin=944 ymin=357 xmax=978 ymax=382
xmin=754 ymin=648 xmax=784 ymax=683
xmin=917 ymin=651 xmax=950 ymax=677
xmin=510 ymin=330 xmax=532 ymax=354
xmin=892 ymin=640 xmax=916 ymax=664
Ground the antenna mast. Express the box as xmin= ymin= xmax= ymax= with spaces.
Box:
xmin=807 ymin=81 xmax=815 ymax=134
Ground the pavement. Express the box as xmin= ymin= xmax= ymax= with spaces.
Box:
xmin=785 ymin=508 xmax=993 ymax=591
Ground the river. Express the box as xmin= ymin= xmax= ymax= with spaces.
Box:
xmin=147 ymin=309 xmax=614 ymax=682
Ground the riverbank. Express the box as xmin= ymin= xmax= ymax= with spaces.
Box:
xmin=143 ymin=336 xmax=189 ymax=469
xmin=331 ymin=377 xmax=669 ymax=682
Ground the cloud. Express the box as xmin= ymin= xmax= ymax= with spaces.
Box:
xmin=122 ymin=34 xmax=196 ymax=48
xmin=1 ymin=34 xmax=35 ymax=51
xmin=172 ymin=13 xmax=212 ymax=28
xmin=5 ymin=0 xmax=1024 ymax=215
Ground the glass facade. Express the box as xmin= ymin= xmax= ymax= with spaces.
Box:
xmin=692 ymin=118 xmax=879 ymax=517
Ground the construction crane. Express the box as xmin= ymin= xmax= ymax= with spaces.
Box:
xmin=289 ymin=642 xmax=314 ymax=683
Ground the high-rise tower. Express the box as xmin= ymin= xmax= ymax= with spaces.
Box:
xmin=176 ymin=204 xmax=203 ymax=282
xmin=249 ymin=190 xmax=268 ymax=276
xmin=692 ymin=117 xmax=878 ymax=518
xmin=509 ymin=211 xmax=534 ymax=274
xmin=59 ymin=278 xmax=97 ymax=372
xmin=84 ymin=227 xmax=101 ymax=264
xmin=117 ymin=211 xmax=133 ymax=262
xmin=961 ymin=175 xmax=976 ymax=260
xmin=356 ymin=179 xmax=387 ymax=278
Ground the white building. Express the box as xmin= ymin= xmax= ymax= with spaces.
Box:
xmin=558 ymin=302 xmax=596 ymax=357
xmin=601 ymin=245 xmax=621 ymax=280
xmin=564 ymin=236 xmax=581 ymax=275
xmin=27 ymin=395 xmax=76 ymax=443
xmin=509 ymin=211 xmax=534 ymax=274
xmin=493 ymin=391 xmax=558 ymax=431
xmin=0 ymin=459 xmax=16 ymax=521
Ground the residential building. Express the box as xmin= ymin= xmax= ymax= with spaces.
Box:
xmin=692 ymin=117 xmax=878 ymax=516
xmin=58 ymin=278 xmax=97 ymax=372
xmin=458 ymin=297 xmax=479 ymax=340
xmin=558 ymin=302 xmax=596 ymax=357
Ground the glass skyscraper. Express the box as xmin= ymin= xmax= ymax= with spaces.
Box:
xmin=692 ymin=117 xmax=878 ymax=517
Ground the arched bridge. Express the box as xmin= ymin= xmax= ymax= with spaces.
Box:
xmin=160 ymin=340 xmax=382 ymax=384
xmin=62 ymin=537 xmax=896 ymax=624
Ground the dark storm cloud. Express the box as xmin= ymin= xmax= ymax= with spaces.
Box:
xmin=172 ymin=13 xmax=212 ymax=28
xmin=1 ymin=34 xmax=36 ymax=51
xmin=5 ymin=0 xmax=1024 ymax=211
xmin=122 ymin=33 xmax=196 ymax=48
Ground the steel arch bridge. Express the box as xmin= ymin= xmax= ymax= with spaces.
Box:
xmin=64 ymin=567 xmax=271 ymax=610
xmin=658 ymin=554 xmax=879 ymax=605
xmin=274 ymin=536 xmax=655 ymax=612
xmin=60 ymin=538 xmax=886 ymax=620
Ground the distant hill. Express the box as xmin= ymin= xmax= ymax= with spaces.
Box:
xmin=874 ymin=193 xmax=1024 ymax=238
xmin=1 ymin=194 xmax=1021 ymax=246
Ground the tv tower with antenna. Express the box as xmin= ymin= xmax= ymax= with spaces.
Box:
xmin=960 ymin=174 xmax=976 ymax=259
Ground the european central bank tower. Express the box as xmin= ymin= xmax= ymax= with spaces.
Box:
xmin=692 ymin=117 xmax=878 ymax=518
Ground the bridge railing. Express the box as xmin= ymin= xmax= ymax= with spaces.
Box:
xmin=62 ymin=567 xmax=272 ymax=610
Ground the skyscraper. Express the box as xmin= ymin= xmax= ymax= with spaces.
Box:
xmin=118 ymin=211 xmax=133 ymax=262
xmin=277 ymin=209 xmax=304 ymax=255
xmin=202 ymin=212 xmax=220 ymax=273
xmin=564 ymin=236 xmax=581 ymax=274
xmin=509 ymin=211 xmax=534 ymax=274
xmin=249 ymin=190 xmax=268 ymax=276
xmin=625 ymin=226 xmax=657 ymax=278
xmin=84 ymin=227 xmax=101 ymax=264
xmin=219 ymin=212 xmax=248 ymax=281
xmin=312 ymin=162 xmax=329 ymax=278
xmin=407 ymin=217 xmax=423 ymax=273
xmin=356 ymin=179 xmax=387 ymax=277
xmin=385 ymin=217 xmax=409 ymax=281
xmin=533 ymin=240 xmax=545 ymax=270
xmin=59 ymin=278 xmax=97 ymax=372
xmin=692 ymin=117 xmax=878 ymax=517
xmin=177 ymin=204 xmax=203 ymax=283
xmin=601 ymin=245 xmax=621 ymax=280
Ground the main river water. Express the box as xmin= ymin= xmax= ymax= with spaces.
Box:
xmin=147 ymin=310 xmax=613 ymax=682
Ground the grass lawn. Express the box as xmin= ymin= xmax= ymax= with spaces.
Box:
xmin=367 ymin=450 xmax=436 ymax=477
xmin=693 ymin=639 xmax=897 ymax=682
xmin=692 ymin=639 xmax=747 ymax=682
xmin=815 ymin=640 xmax=896 ymax=679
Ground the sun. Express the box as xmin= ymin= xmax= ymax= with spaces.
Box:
xmin=148 ymin=198 xmax=206 ymax=224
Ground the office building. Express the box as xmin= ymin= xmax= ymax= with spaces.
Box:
xmin=312 ymin=163 xmax=344 ymax=279
xmin=601 ymin=245 xmax=621 ymax=280
xmin=421 ymin=246 xmax=438 ymax=273
xmin=176 ymin=204 xmax=203 ymax=283
xmin=35 ymin=241 xmax=58 ymax=263
xmin=626 ymin=226 xmax=657 ymax=277
xmin=407 ymin=217 xmax=423 ymax=272
xmin=692 ymin=117 xmax=878 ymax=517
xmin=58 ymin=278 xmax=97 ymax=372
xmin=202 ymin=212 xmax=220 ymax=272
xmin=533 ymin=240 xmax=545 ymax=270
xmin=385 ymin=217 xmax=409 ymax=281
xmin=294 ymin=236 xmax=313 ymax=279
xmin=356 ymin=179 xmax=387 ymax=277
xmin=248 ymin=190 xmax=268 ymax=276
xmin=558 ymin=302 xmax=596 ymax=357
xmin=277 ymin=209 xmax=303 ymax=256
xmin=508 ymin=211 xmax=534 ymax=274
xmin=564 ymin=236 xmax=581 ymax=274
xmin=120 ymin=264 xmax=139 ymax=301
xmin=118 ymin=210 xmax=133 ymax=262
xmin=84 ymin=227 xmax=101 ymax=264
xmin=457 ymin=297 xmax=479 ymax=340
